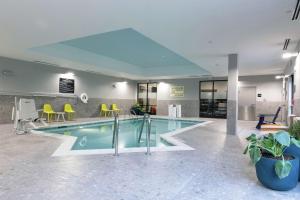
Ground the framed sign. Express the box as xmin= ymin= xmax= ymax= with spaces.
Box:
xmin=59 ymin=78 xmax=75 ymax=93
xmin=170 ymin=86 xmax=184 ymax=97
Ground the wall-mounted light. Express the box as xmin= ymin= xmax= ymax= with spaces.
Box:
xmin=275 ymin=75 xmax=288 ymax=79
xmin=282 ymin=52 xmax=299 ymax=59
xmin=159 ymin=82 xmax=169 ymax=91
xmin=60 ymin=72 xmax=74 ymax=79
xmin=113 ymin=81 xmax=128 ymax=89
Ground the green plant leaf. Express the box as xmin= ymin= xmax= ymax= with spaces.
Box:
xmin=288 ymin=121 xmax=300 ymax=140
xmin=246 ymin=134 xmax=257 ymax=142
xmin=249 ymin=146 xmax=261 ymax=164
xmin=243 ymin=145 xmax=249 ymax=154
xmin=291 ymin=138 xmax=300 ymax=148
xmin=275 ymin=160 xmax=292 ymax=179
xmin=274 ymin=131 xmax=290 ymax=146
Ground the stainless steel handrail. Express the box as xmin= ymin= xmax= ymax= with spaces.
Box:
xmin=146 ymin=115 xmax=151 ymax=155
xmin=137 ymin=113 xmax=151 ymax=155
xmin=138 ymin=114 xmax=147 ymax=143
xmin=112 ymin=113 xmax=119 ymax=156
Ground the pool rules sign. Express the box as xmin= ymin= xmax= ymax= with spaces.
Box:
xmin=170 ymin=86 xmax=184 ymax=97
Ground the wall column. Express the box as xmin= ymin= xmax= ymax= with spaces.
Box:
xmin=227 ymin=54 xmax=238 ymax=135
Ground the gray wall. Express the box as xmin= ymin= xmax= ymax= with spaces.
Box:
xmin=0 ymin=57 xmax=137 ymax=123
xmin=0 ymin=56 xmax=285 ymax=123
xmin=153 ymin=75 xmax=282 ymax=119
xmin=239 ymin=75 xmax=283 ymax=121
xmin=156 ymin=79 xmax=199 ymax=117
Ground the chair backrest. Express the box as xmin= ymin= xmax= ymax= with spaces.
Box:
xmin=64 ymin=103 xmax=73 ymax=112
xmin=43 ymin=104 xmax=54 ymax=112
xmin=101 ymin=104 xmax=108 ymax=111
xmin=112 ymin=104 xmax=118 ymax=110
xmin=272 ymin=106 xmax=281 ymax=123
xmin=19 ymin=98 xmax=39 ymax=120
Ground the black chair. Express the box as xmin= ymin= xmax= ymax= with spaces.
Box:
xmin=256 ymin=107 xmax=281 ymax=129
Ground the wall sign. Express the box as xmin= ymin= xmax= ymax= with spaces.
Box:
xmin=170 ymin=86 xmax=184 ymax=97
xmin=59 ymin=78 xmax=75 ymax=93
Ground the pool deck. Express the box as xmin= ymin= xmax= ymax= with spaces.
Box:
xmin=1 ymin=117 xmax=300 ymax=200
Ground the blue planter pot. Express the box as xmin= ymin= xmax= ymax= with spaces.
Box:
xmin=285 ymin=144 xmax=300 ymax=181
xmin=255 ymin=156 xmax=299 ymax=191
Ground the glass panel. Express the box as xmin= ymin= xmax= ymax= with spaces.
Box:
xmin=137 ymin=83 xmax=157 ymax=115
xmin=137 ymin=83 xmax=147 ymax=107
xmin=200 ymin=82 xmax=213 ymax=99
xmin=200 ymin=81 xmax=227 ymax=119
xmin=214 ymin=81 xmax=227 ymax=99
xmin=200 ymin=81 xmax=214 ymax=117
xmin=213 ymin=81 xmax=227 ymax=118
xmin=148 ymin=83 xmax=157 ymax=114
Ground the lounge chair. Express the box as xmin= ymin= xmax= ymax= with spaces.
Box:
xmin=111 ymin=104 xmax=122 ymax=114
xmin=256 ymin=106 xmax=281 ymax=129
xmin=42 ymin=104 xmax=57 ymax=122
xmin=64 ymin=103 xmax=75 ymax=120
xmin=100 ymin=104 xmax=113 ymax=117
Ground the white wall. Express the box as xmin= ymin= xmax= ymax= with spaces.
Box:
xmin=284 ymin=40 xmax=300 ymax=116
xmin=238 ymin=75 xmax=282 ymax=103
xmin=0 ymin=56 xmax=137 ymax=99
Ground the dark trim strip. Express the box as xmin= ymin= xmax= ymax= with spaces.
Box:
xmin=283 ymin=39 xmax=290 ymax=50
xmin=292 ymin=0 xmax=300 ymax=20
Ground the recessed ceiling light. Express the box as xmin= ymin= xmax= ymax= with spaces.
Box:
xmin=65 ymin=72 xmax=74 ymax=76
xmin=282 ymin=52 xmax=298 ymax=59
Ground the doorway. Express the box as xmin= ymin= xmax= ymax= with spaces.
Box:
xmin=199 ymin=80 xmax=228 ymax=118
xmin=238 ymin=86 xmax=256 ymax=121
xmin=137 ymin=83 xmax=157 ymax=114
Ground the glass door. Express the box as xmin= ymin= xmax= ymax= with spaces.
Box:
xmin=137 ymin=83 xmax=157 ymax=114
xmin=213 ymin=81 xmax=228 ymax=118
xmin=199 ymin=81 xmax=228 ymax=118
xmin=199 ymin=81 xmax=214 ymax=117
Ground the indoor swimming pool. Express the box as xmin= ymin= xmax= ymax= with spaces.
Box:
xmin=37 ymin=118 xmax=202 ymax=150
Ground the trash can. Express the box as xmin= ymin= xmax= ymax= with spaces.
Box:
xmin=238 ymin=105 xmax=256 ymax=121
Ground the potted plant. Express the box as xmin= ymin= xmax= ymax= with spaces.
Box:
xmin=286 ymin=121 xmax=300 ymax=181
xmin=244 ymin=131 xmax=299 ymax=191
xmin=130 ymin=103 xmax=146 ymax=115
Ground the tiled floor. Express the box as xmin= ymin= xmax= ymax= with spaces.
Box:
xmin=0 ymin=118 xmax=299 ymax=200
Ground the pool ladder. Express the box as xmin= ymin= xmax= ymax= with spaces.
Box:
xmin=112 ymin=113 xmax=151 ymax=156
xmin=112 ymin=113 xmax=120 ymax=156
xmin=138 ymin=113 xmax=151 ymax=155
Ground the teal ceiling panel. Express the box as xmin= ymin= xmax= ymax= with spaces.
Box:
xmin=30 ymin=28 xmax=210 ymax=78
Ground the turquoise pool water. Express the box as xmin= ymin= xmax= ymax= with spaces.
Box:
xmin=38 ymin=118 xmax=201 ymax=150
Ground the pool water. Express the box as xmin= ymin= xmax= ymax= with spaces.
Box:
xmin=38 ymin=118 xmax=201 ymax=150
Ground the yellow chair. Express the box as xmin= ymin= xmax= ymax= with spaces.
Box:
xmin=100 ymin=104 xmax=113 ymax=117
xmin=42 ymin=104 xmax=56 ymax=122
xmin=64 ymin=103 xmax=75 ymax=120
xmin=111 ymin=104 xmax=122 ymax=114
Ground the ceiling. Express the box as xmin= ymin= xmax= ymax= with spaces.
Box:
xmin=31 ymin=28 xmax=209 ymax=79
xmin=0 ymin=0 xmax=300 ymax=79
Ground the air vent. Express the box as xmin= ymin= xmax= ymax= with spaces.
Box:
xmin=283 ymin=39 xmax=290 ymax=50
xmin=292 ymin=0 xmax=300 ymax=20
